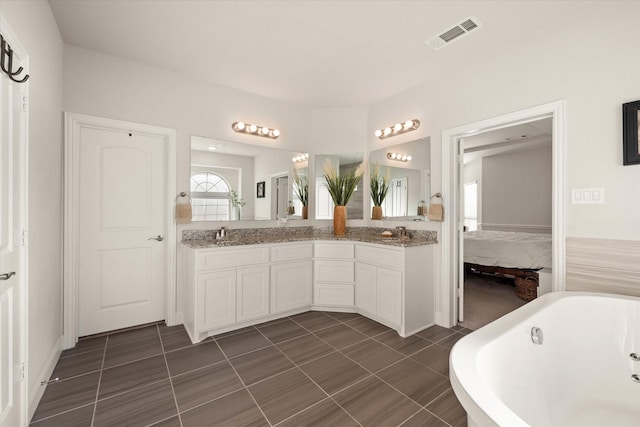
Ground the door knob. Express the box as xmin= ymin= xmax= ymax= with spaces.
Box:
xmin=148 ymin=235 xmax=164 ymax=242
xmin=0 ymin=272 xmax=16 ymax=281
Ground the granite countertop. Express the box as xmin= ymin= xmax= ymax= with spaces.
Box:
xmin=181 ymin=227 xmax=437 ymax=249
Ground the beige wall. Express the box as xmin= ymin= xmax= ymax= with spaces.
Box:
xmin=369 ymin=1 xmax=640 ymax=310
xmin=370 ymin=2 xmax=640 ymax=241
xmin=63 ymin=45 xmax=312 ymax=201
xmin=1 ymin=0 xmax=64 ymax=416
xmin=482 ymin=146 xmax=552 ymax=229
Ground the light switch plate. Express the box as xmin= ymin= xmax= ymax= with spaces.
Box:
xmin=571 ymin=187 xmax=605 ymax=204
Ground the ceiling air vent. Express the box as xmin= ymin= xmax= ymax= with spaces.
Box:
xmin=425 ymin=16 xmax=482 ymax=51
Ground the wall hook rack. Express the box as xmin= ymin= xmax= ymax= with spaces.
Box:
xmin=0 ymin=34 xmax=29 ymax=83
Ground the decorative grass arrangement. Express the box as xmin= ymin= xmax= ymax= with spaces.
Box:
xmin=323 ymin=158 xmax=366 ymax=206
xmin=291 ymin=168 xmax=308 ymax=206
xmin=370 ymin=163 xmax=390 ymax=207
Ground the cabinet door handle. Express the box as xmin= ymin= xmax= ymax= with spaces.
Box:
xmin=0 ymin=272 xmax=16 ymax=281
xmin=148 ymin=235 xmax=164 ymax=242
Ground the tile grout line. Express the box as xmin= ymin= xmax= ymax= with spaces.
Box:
xmin=419 ymin=387 xmax=458 ymax=427
xmin=90 ymin=335 xmax=109 ymax=427
xmin=157 ymin=324 xmax=184 ymax=427
xmin=29 ymin=403 xmax=95 ymax=425
xmin=302 ymin=316 xmax=460 ymax=425
xmin=253 ymin=326 xmax=364 ymax=427
xmin=35 ymin=316 xmax=464 ymax=426
xmin=210 ymin=337 xmax=274 ymax=427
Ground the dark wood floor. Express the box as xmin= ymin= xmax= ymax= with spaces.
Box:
xmin=31 ymin=311 xmax=469 ymax=427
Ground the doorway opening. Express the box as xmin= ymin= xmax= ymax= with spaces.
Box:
xmin=440 ymin=100 xmax=566 ymax=327
xmin=458 ymin=117 xmax=552 ymax=329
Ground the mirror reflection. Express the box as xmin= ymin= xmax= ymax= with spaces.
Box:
xmin=190 ymin=136 xmax=309 ymax=221
xmin=369 ymin=137 xmax=430 ymax=220
xmin=315 ymin=153 xmax=364 ymax=220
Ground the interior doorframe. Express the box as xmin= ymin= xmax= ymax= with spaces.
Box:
xmin=63 ymin=113 xmax=176 ymax=349
xmin=440 ymin=100 xmax=566 ymax=326
xmin=0 ymin=14 xmax=29 ymax=427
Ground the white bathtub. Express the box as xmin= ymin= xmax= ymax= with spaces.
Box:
xmin=450 ymin=292 xmax=640 ymax=427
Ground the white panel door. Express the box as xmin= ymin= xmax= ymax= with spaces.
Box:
xmin=270 ymin=261 xmax=312 ymax=314
xmin=355 ymin=262 xmax=377 ymax=315
xmin=377 ymin=267 xmax=402 ymax=326
xmin=199 ymin=270 xmax=236 ymax=330
xmin=237 ymin=266 xmax=269 ymax=321
xmin=0 ymin=46 xmax=27 ymax=427
xmin=78 ymin=127 xmax=166 ymax=336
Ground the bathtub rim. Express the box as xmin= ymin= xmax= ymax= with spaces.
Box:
xmin=449 ymin=291 xmax=640 ymax=427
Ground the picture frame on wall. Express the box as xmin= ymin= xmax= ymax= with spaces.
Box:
xmin=623 ymin=100 xmax=640 ymax=165
xmin=256 ymin=181 xmax=265 ymax=198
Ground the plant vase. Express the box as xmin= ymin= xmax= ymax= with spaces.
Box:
xmin=372 ymin=206 xmax=383 ymax=220
xmin=333 ymin=206 xmax=346 ymax=236
xmin=231 ymin=206 xmax=241 ymax=221
xmin=302 ymin=205 xmax=308 ymax=220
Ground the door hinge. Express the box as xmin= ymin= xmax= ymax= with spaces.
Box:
xmin=22 ymin=95 xmax=29 ymax=111
xmin=21 ymin=229 xmax=28 ymax=246
xmin=457 ymin=154 xmax=464 ymax=164
xmin=15 ymin=363 xmax=26 ymax=381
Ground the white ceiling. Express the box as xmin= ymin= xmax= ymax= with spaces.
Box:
xmin=462 ymin=117 xmax=553 ymax=163
xmin=48 ymin=0 xmax=580 ymax=108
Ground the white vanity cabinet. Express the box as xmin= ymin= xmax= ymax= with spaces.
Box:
xmin=270 ymin=242 xmax=313 ymax=314
xmin=183 ymin=245 xmax=270 ymax=342
xmin=182 ymin=242 xmax=313 ymax=343
xmin=313 ymin=242 xmax=355 ymax=308
xmin=355 ymin=243 xmax=434 ymax=336
xmin=182 ymin=237 xmax=435 ymax=343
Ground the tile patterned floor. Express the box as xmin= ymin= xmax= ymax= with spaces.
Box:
xmin=31 ymin=312 xmax=471 ymax=427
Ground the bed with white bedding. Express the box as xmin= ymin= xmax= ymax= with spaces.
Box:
xmin=464 ymin=230 xmax=552 ymax=270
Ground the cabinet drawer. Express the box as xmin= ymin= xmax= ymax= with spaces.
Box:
xmin=196 ymin=246 xmax=269 ymax=270
xmin=356 ymin=244 xmax=403 ymax=269
xmin=314 ymin=260 xmax=354 ymax=283
xmin=314 ymin=242 xmax=354 ymax=259
xmin=314 ymin=283 xmax=354 ymax=306
xmin=270 ymin=242 xmax=313 ymax=263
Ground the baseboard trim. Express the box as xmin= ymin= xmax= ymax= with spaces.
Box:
xmin=28 ymin=335 xmax=62 ymax=422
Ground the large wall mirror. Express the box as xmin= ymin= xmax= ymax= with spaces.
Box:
xmin=191 ymin=136 xmax=309 ymax=221
xmin=369 ymin=137 xmax=430 ymax=220
xmin=315 ymin=153 xmax=364 ymax=220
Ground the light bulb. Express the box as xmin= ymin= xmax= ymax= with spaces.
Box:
xmin=208 ymin=146 xmax=217 ymax=151
xmin=236 ymin=121 xmax=245 ymax=130
xmin=394 ymin=123 xmax=403 ymax=132
xmin=261 ymin=127 xmax=270 ymax=135
xmin=383 ymin=127 xmax=392 ymax=136
xmin=374 ymin=129 xmax=383 ymax=137
xmin=248 ymin=124 xmax=258 ymax=133
xmin=391 ymin=153 xmax=397 ymax=159
xmin=404 ymin=120 xmax=414 ymax=129
xmin=272 ymin=129 xmax=280 ymax=137
xmin=292 ymin=157 xmax=297 ymax=162
xmin=407 ymin=155 xmax=412 ymax=161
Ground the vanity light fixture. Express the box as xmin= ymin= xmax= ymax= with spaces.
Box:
xmin=375 ymin=119 xmax=420 ymax=140
xmin=292 ymin=153 xmax=309 ymax=163
xmin=232 ymin=121 xmax=280 ymax=139
xmin=387 ymin=152 xmax=412 ymax=162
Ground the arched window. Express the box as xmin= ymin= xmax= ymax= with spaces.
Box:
xmin=190 ymin=172 xmax=231 ymax=221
